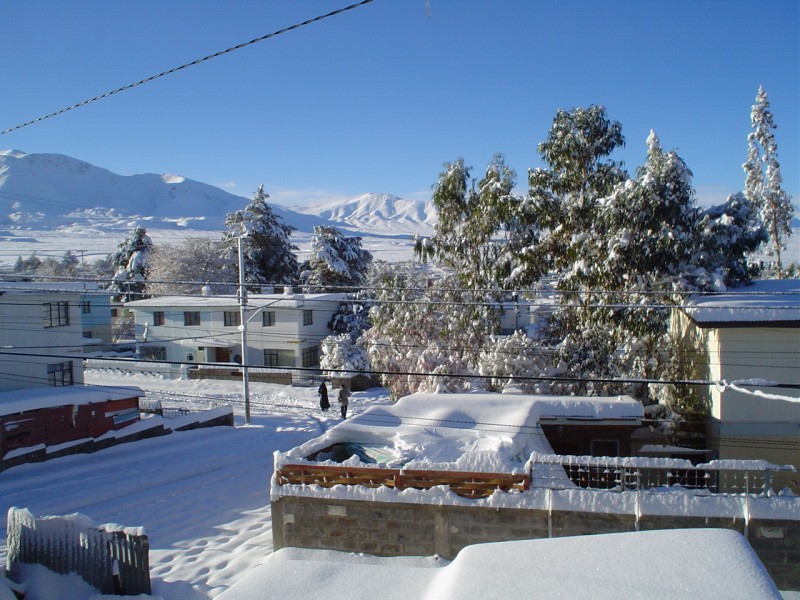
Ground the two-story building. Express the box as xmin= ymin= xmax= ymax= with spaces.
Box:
xmin=0 ymin=285 xmax=89 ymax=393
xmin=125 ymin=292 xmax=348 ymax=369
xmin=0 ymin=281 xmax=114 ymax=349
xmin=672 ymin=279 xmax=800 ymax=469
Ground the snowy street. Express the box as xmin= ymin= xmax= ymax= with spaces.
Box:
xmin=0 ymin=372 xmax=388 ymax=598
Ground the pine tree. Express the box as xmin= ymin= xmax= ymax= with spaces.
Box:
xmin=299 ymin=225 xmax=373 ymax=292
xmin=109 ymin=225 xmax=152 ymax=301
xmin=61 ymin=250 xmax=80 ymax=276
xmin=743 ymin=86 xmax=794 ymax=277
xmin=698 ymin=193 xmax=765 ymax=288
xmin=222 ymin=186 xmax=299 ymax=286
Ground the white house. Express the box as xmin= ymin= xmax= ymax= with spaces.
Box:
xmin=0 ymin=285 xmax=88 ymax=392
xmin=0 ymin=281 xmax=113 ymax=347
xmin=672 ymin=279 xmax=800 ymax=468
xmin=125 ymin=292 xmax=348 ymax=369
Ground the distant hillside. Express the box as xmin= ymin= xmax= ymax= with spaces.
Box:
xmin=292 ymin=192 xmax=437 ymax=236
xmin=0 ymin=150 xmax=434 ymax=237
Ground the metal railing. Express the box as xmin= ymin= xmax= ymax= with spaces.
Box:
xmin=528 ymin=453 xmax=790 ymax=495
xmin=6 ymin=507 xmax=150 ymax=596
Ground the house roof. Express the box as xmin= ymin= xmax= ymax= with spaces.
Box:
xmin=217 ymin=529 xmax=780 ymax=600
xmin=125 ymin=292 xmax=348 ymax=309
xmin=283 ymin=392 xmax=643 ymax=473
xmin=0 ymin=385 xmax=145 ymax=417
xmin=682 ymin=279 xmax=800 ymax=326
xmin=0 ymin=282 xmax=106 ymax=294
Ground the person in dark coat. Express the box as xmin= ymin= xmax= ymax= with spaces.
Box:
xmin=318 ymin=382 xmax=330 ymax=411
xmin=337 ymin=385 xmax=350 ymax=419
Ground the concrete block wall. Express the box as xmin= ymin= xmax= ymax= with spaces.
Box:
xmin=272 ymin=496 xmax=800 ymax=591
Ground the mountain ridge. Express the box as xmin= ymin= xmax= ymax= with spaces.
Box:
xmin=0 ymin=149 xmax=436 ymax=237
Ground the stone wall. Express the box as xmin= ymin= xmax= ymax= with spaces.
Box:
xmin=272 ymin=496 xmax=800 ymax=591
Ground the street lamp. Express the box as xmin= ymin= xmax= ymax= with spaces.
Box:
xmin=237 ymin=234 xmax=251 ymax=425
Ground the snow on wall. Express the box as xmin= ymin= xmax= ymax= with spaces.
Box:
xmin=0 ymin=385 xmax=144 ymax=417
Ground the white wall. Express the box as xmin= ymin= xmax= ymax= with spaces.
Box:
xmin=0 ymin=291 xmax=86 ymax=392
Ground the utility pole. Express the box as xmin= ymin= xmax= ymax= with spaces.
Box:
xmin=238 ymin=235 xmax=251 ymax=424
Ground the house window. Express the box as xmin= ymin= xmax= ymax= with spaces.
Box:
xmin=264 ymin=349 xmax=279 ymax=367
xmin=111 ymin=308 xmax=119 ymax=318
xmin=184 ymin=311 xmax=201 ymax=326
xmin=590 ymin=439 xmax=620 ymax=458
xmin=224 ymin=311 xmax=241 ymax=327
xmin=83 ymin=331 xmax=93 ymax=339
xmin=153 ymin=311 xmax=165 ymax=326
xmin=47 ymin=361 xmax=74 ymax=387
xmin=263 ymin=349 xmax=294 ymax=367
xmin=262 ymin=311 xmax=276 ymax=327
xmin=80 ymin=300 xmax=91 ymax=314
xmin=141 ymin=346 xmax=167 ymax=361
xmin=43 ymin=302 xmax=70 ymax=327
xmin=302 ymin=345 xmax=319 ymax=368
xmin=303 ymin=309 xmax=313 ymax=326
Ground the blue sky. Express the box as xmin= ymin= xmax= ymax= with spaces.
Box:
xmin=2 ymin=0 xmax=798 ymax=208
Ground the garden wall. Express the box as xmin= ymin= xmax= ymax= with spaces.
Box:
xmin=271 ymin=496 xmax=800 ymax=591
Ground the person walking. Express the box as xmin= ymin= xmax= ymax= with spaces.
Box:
xmin=337 ymin=384 xmax=350 ymax=419
xmin=318 ymin=381 xmax=330 ymax=412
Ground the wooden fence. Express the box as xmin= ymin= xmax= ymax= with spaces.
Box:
xmin=6 ymin=507 xmax=151 ymax=596
xmin=275 ymin=464 xmax=530 ymax=499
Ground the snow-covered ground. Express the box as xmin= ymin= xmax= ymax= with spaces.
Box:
xmin=0 ymin=371 xmax=391 ymax=599
xmin=1 ymin=372 xmax=797 ymax=599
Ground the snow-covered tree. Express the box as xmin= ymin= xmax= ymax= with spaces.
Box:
xmin=416 ymin=155 xmax=521 ymax=293
xmin=514 ymin=105 xmax=627 ymax=286
xmin=12 ymin=256 xmax=25 ymax=273
xmin=698 ymin=193 xmax=765 ymax=288
xmin=299 ymin=225 xmax=372 ymax=292
xmin=147 ymin=238 xmax=235 ymax=296
xmin=61 ymin=250 xmax=80 ymax=276
xmin=222 ymin=186 xmax=299 ymax=286
xmin=320 ymin=334 xmax=370 ymax=377
xmin=743 ymin=86 xmax=794 ymax=277
xmin=533 ymin=130 xmax=714 ymax=404
xmin=478 ymin=330 xmax=553 ymax=393
xmin=360 ymin=269 xmax=491 ymax=399
xmin=109 ymin=225 xmax=152 ymax=301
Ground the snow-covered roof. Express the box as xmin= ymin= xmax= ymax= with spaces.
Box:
xmin=283 ymin=392 xmax=643 ymax=473
xmin=125 ymin=292 xmax=348 ymax=309
xmin=0 ymin=281 xmax=105 ymax=294
xmin=682 ymin=279 xmax=800 ymax=325
xmin=0 ymin=385 xmax=144 ymax=416
xmin=217 ymin=529 xmax=780 ymax=600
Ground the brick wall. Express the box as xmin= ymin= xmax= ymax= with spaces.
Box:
xmin=272 ymin=496 xmax=800 ymax=591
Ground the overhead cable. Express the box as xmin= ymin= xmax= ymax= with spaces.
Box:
xmin=0 ymin=0 xmax=376 ymax=135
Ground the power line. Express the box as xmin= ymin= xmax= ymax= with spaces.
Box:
xmin=3 ymin=350 xmax=799 ymax=391
xmin=0 ymin=0 xmax=376 ymax=135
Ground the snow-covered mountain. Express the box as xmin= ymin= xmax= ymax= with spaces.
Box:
xmin=292 ymin=193 xmax=437 ymax=235
xmin=0 ymin=150 xmax=435 ymax=236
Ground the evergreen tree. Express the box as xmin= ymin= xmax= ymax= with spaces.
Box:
xmin=299 ymin=225 xmax=373 ymax=292
xmin=698 ymin=193 xmax=765 ymax=288
xmin=109 ymin=225 xmax=153 ymax=301
xmin=222 ymin=186 xmax=299 ymax=286
xmin=61 ymin=250 xmax=80 ymax=276
xmin=743 ymin=86 xmax=794 ymax=277
xmin=516 ymin=105 xmax=627 ymax=286
xmin=416 ymin=155 xmax=520 ymax=293
xmin=12 ymin=256 xmax=25 ymax=273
